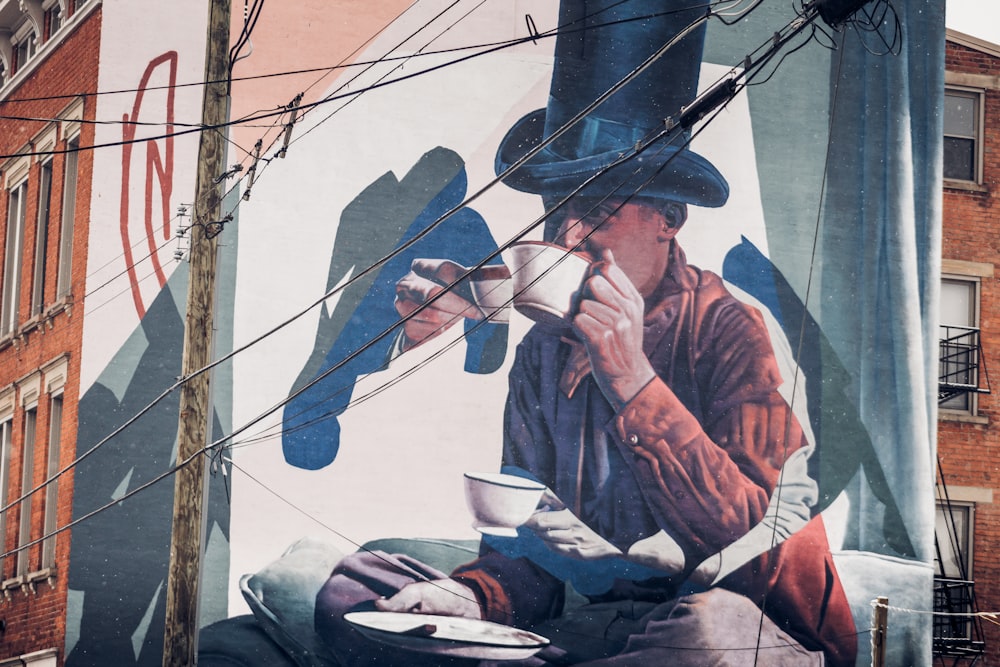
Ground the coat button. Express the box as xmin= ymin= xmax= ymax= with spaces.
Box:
xmin=627 ymin=434 xmax=639 ymax=446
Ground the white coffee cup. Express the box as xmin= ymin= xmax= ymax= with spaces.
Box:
xmin=504 ymin=241 xmax=591 ymax=328
xmin=463 ymin=472 xmax=545 ymax=537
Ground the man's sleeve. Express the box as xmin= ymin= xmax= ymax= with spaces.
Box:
xmin=452 ymin=547 xmax=565 ymax=627
xmin=613 ymin=298 xmax=810 ymax=565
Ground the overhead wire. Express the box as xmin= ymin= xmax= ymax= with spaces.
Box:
xmin=286 ymin=0 xmax=653 ymax=148
xmin=220 ymin=6 xmax=907 ymax=660
xmin=228 ymin=0 xmax=265 ymax=87
xmin=206 ymin=12 xmax=721 ymax=454
xmin=67 ymin=0 xmax=496 ymax=317
xmin=226 ymin=455 xmax=878 ymax=652
xmin=0 ymin=0 xmax=435 ymax=521
xmin=0 ymin=7 xmax=894 ymax=637
xmin=0 ymin=0 xmax=720 ymax=534
xmin=0 ymin=2 xmax=730 ymax=161
xmin=287 ymin=0 xmax=483 ymax=147
xmin=0 ymin=0 xmax=635 ymax=108
xmin=223 ymin=83 xmax=740 ymax=454
xmin=0 ymin=0 xmax=694 ymax=535
xmin=81 ymin=241 xmax=199 ymax=319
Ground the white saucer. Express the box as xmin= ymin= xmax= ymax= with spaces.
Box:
xmin=474 ymin=525 xmax=520 ymax=538
xmin=344 ymin=611 xmax=549 ymax=660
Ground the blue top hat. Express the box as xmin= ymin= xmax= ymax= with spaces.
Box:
xmin=495 ymin=0 xmax=729 ymax=208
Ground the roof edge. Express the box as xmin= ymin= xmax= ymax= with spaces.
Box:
xmin=947 ymin=28 xmax=1000 ymax=58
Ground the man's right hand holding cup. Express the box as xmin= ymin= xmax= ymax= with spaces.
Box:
xmin=394 ymin=258 xmax=484 ymax=351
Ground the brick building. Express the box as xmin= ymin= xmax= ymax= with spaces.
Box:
xmin=0 ymin=0 xmax=99 ymax=664
xmin=937 ymin=27 xmax=1000 ymax=666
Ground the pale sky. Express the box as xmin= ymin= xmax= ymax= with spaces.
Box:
xmin=946 ymin=0 xmax=1000 ymax=46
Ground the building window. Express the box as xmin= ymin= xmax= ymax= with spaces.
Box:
xmin=936 ymin=501 xmax=972 ymax=580
xmin=16 ymin=406 xmax=36 ymax=578
xmin=3 ymin=179 xmax=28 ymax=337
xmin=935 ymin=500 xmax=976 ymax=641
xmin=56 ymin=139 xmax=78 ymax=299
xmin=32 ymin=160 xmax=53 ymax=318
xmin=944 ymin=87 xmax=983 ymax=183
xmin=12 ymin=30 xmax=37 ymax=76
xmin=41 ymin=394 xmax=61 ymax=569
xmin=0 ymin=419 xmax=10 ymax=578
xmin=940 ymin=276 xmax=980 ymax=413
xmin=43 ymin=4 xmax=63 ymax=41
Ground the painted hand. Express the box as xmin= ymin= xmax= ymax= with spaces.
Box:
xmin=626 ymin=530 xmax=687 ymax=575
xmin=571 ymin=249 xmax=655 ymax=407
xmin=374 ymin=578 xmax=482 ymax=619
xmin=394 ymin=259 xmax=482 ymax=350
xmin=523 ymin=490 xmax=622 ymax=560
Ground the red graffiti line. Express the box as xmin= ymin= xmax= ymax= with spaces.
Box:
xmin=120 ymin=51 xmax=177 ymax=319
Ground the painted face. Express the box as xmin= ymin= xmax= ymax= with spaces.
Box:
xmin=552 ymin=198 xmax=676 ymax=298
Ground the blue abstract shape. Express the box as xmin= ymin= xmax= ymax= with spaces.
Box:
xmin=281 ymin=149 xmax=507 ymax=470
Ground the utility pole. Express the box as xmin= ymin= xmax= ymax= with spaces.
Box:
xmin=163 ymin=0 xmax=231 ymax=664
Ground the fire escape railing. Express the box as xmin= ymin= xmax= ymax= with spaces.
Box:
xmin=933 ymin=577 xmax=986 ymax=663
xmin=939 ymin=325 xmax=990 ymax=404
xmin=936 ymin=326 xmax=990 ymax=663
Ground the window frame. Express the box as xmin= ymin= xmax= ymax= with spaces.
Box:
xmin=40 ymin=391 xmax=61 ymax=570
xmin=943 ymin=85 xmax=985 ymax=185
xmin=939 ymin=274 xmax=980 ymax=414
xmin=31 ymin=158 xmax=53 ymax=318
xmin=935 ymin=499 xmax=974 ymax=580
xmin=934 ymin=499 xmax=976 ymax=642
xmin=11 ymin=21 xmax=37 ymax=76
xmin=15 ymin=403 xmax=36 ymax=578
xmin=939 ymin=260 xmax=993 ymax=420
xmin=55 ymin=136 xmax=78 ymax=300
xmin=0 ymin=415 xmax=11 ymax=579
xmin=2 ymin=175 xmax=29 ymax=338
xmin=42 ymin=0 xmax=63 ymax=42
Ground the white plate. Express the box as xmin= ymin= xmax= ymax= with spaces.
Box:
xmin=344 ymin=611 xmax=550 ymax=660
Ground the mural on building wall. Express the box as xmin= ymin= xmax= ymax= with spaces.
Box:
xmin=65 ymin=3 xmax=211 ymax=665
xmin=67 ymin=0 xmax=943 ymax=665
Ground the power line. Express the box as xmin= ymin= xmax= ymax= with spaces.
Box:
xmin=0 ymin=1 xmax=855 ymax=593
xmin=288 ymin=0 xmax=477 ymax=147
xmin=63 ymin=4 xmax=643 ymax=332
xmin=0 ymin=0 xmax=758 ymax=521
xmin=0 ymin=3 xmax=727 ymax=161
xmin=225 ymin=103 xmax=735 ymax=454
xmin=227 ymin=0 xmax=265 ymax=90
xmin=0 ymin=17 xmax=701 ymax=529
xmin=0 ymin=0 xmax=642 ymax=107
xmin=74 ymin=1 xmax=757 ymax=318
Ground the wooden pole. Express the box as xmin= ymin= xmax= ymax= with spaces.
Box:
xmin=162 ymin=0 xmax=231 ymax=663
xmin=871 ymin=596 xmax=888 ymax=667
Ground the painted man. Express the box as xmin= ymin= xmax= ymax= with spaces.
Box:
xmin=316 ymin=1 xmax=857 ymax=665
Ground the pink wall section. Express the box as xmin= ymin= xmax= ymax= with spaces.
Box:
xmin=227 ymin=0 xmax=412 ymax=153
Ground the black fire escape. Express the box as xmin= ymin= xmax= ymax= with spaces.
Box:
xmin=935 ymin=325 xmax=989 ymax=665
xmin=939 ymin=325 xmax=990 ymax=404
